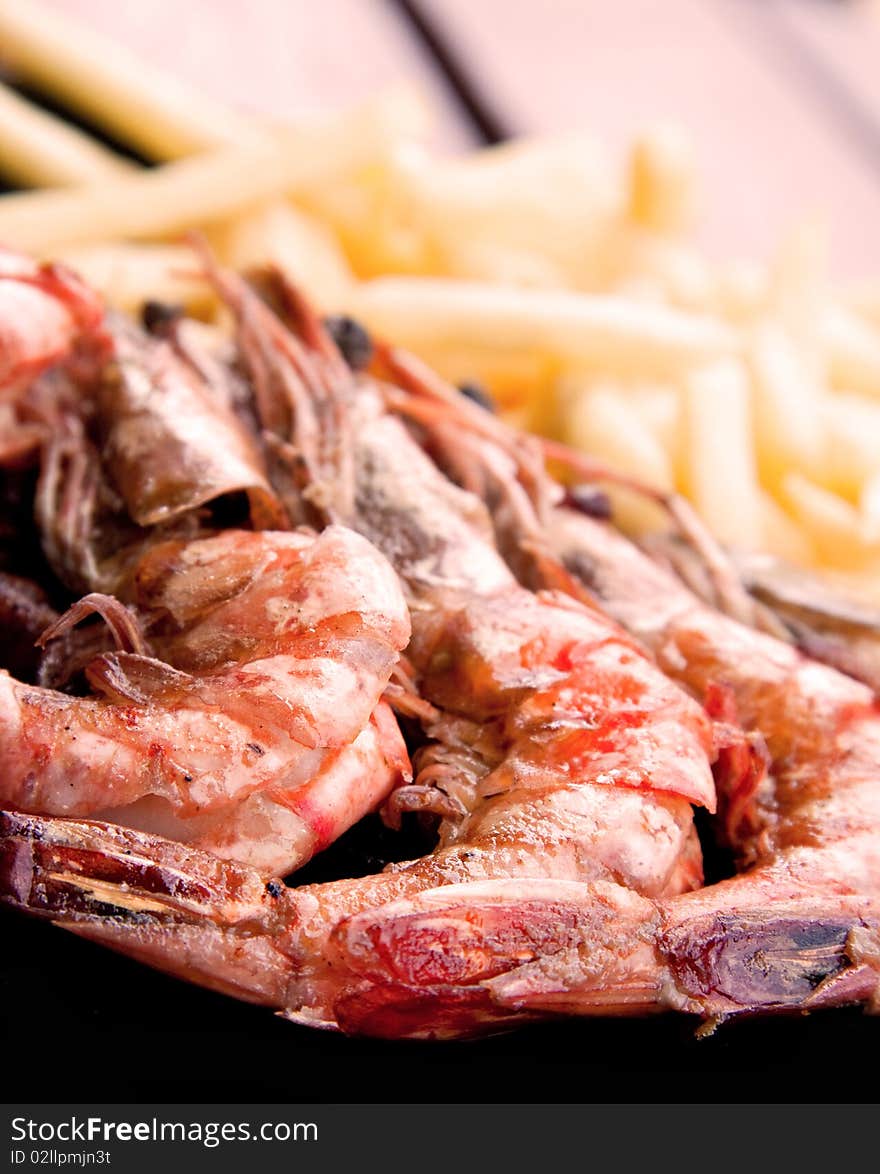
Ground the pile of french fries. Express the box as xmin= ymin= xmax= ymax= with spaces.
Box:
xmin=2 ymin=0 xmax=879 ymax=598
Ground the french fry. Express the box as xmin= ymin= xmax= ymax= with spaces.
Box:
xmin=220 ymin=199 xmax=354 ymax=308
xmin=716 ymin=258 xmax=767 ymax=324
xmin=749 ymin=321 xmax=825 ymax=487
xmin=843 ymin=280 xmax=880 ymax=330
xmin=434 ymin=238 xmax=568 ymax=289
xmin=562 ymin=382 xmax=674 ymax=533
xmin=54 ymin=243 xmax=213 ymax=317
xmin=823 ymin=303 xmax=880 ymax=399
xmin=821 ymin=392 xmax=880 ymax=500
xmin=683 ymin=358 xmax=762 ymax=550
xmin=565 ymin=383 xmax=674 ymax=487
xmin=0 ymin=0 xmax=259 ymax=159
xmin=347 ymin=132 xmax=620 ymax=289
xmin=782 ymin=473 xmax=878 ymax=569
xmin=625 ymin=384 xmax=683 ymax=479
xmin=604 ymin=230 xmax=714 ymax=310
xmin=758 ymin=490 xmax=815 ymax=566
xmin=0 ymin=143 xmax=301 ymax=253
xmin=298 ymin=140 xmax=433 ymax=279
xmin=343 ymin=278 xmax=737 ymax=378
xmin=767 ymin=217 xmax=827 ymax=380
xmin=0 ymin=96 xmax=428 ymax=254
xmin=627 ymin=124 xmax=696 ymax=235
xmin=860 ymin=471 xmax=880 ymax=541
xmin=0 ymin=80 xmax=131 ymax=187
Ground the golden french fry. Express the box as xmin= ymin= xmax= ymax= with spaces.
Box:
xmin=749 ymin=321 xmax=825 ymax=486
xmin=821 ymin=392 xmax=880 ymax=500
xmin=861 ymin=470 xmax=880 ymax=541
xmin=0 ymin=0 xmax=258 ymax=159
xmin=343 ymin=278 xmax=737 ymax=377
xmin=220 ymin=199 xmax=354 ymax=308
xmin=298 ymin=142 xmax=432 ymax=279
xmin=625 ymin=384 xmax=683 ymax=479
xmin=350 ymin=132 xmax=619 ymax=289
xmin=0 ymin=80 xmax=132 ymax=187
xmin=627 ymin=124 xmax=695 ymax=234
xmin=561 ymin=382 xmax=674 ymax=533
xmin=716 ymin=259 xmax=768 ymax=324
xmin=250 ymin=90 xmax=432 ymax=279
xmin=565 ymin=383 xmax=674 ymax=486
xmin=434 ymin=238 xmax=568 ymax=289
xmin=0 ymin=97 xmax=427 ymax=254
xmin=604 ymin=230 xmax=714 ymax=311
xmin=0 ymin=143 xmax=300 ymax=252
xmin=758 ymin=490 xmax=814 ymax=566
xmin=54 ymin=243 xmax=213 ymax=316
xmin=783 ymin=473 xmax=878 ymax=569
xmin=843 ymin=280 xmax=880 ymax=330
xmin=767 ymin=217 xmax=827 ymax=379
xmin=823 ymin=304 xmax=880 ymax=399
xmin=683 ymin=358 xmax=762 ymax=551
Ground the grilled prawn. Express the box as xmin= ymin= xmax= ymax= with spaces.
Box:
xmin=208 ymin=259 xmax=719 ymax=894
xmin=0 ymin=259 xmax=727 ymax=1038
xmin=5 ymin=253 xmax=876 ymax=1039
xmin=0 ymin=526 xmax=411 ymax=875
xmin=1 ymin=276 xmax=412 ymax=875
xmin=345 ymin=349 xmax=880 ymax=1028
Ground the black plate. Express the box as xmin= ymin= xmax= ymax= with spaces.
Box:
xmin=3 ymin=908 xmax=876 ymax=1105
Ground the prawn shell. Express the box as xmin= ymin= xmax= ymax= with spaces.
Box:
xmin=98 ymin=319 xmax=285 ymax=530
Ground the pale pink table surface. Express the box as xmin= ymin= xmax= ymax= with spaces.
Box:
xmin=45 ymin=0 xmax=880 ymax=276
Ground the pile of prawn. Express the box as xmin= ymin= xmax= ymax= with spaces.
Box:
xmin=0 ymin=243 xmax=877 ymax=1040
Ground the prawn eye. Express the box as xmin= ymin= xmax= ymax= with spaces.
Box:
xmin=565 ymin=484 xmax=613 ymax=521
xmin=323 ymin=315 xmax=373 ymax=371
xmin=458 ymin=380 xmax=496 ymax=413
xmin=142 ymin=300 xmax=183 ymax=337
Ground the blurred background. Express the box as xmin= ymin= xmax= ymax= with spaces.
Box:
xmin=40 ymin=0 xmax=880 ymax=276
xmin=3 ymin=0 xmax=880 ymax=584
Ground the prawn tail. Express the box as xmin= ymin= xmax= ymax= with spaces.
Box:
xmin=320 ymin=881 xmax=880 ymax=1037
xmin=319 ymin=878 xmax=666 ymax=1040
xmin=656 ymin=896 xmax=880 ymax=1023
xmin=0 ymin=809 xmax=297 ymax=1007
